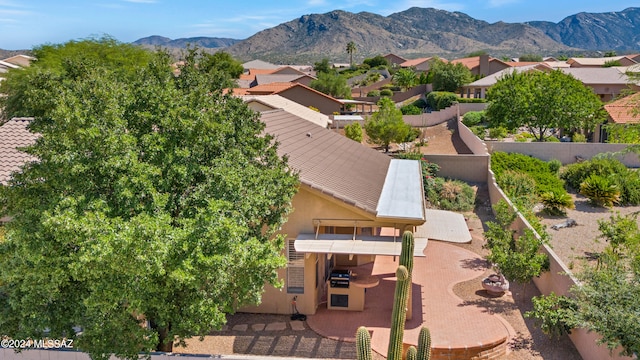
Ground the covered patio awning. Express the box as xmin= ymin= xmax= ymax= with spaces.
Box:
xmin=294 ymin=233 xmax=427 ymax=257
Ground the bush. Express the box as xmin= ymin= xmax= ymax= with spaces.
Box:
xmin=572 ymin=133 xmax=587 ymax=142
xmin=514 ymin=132 xmax=535 ymax=142
xmin=461 ymin=111 xmax=485 ymax=127
xmin=488 ymin=126 xmax=508 ymax=140
xmin=548 ymin=159 xmax=562 ymax=175
xmin=470 ymin=126 xmax=486 ymax=139
xmin=366 ymin=90 xmax=380 ymax=97
xmin=344 ymin=122 xmax=363 ymax=143
xmin=498 ymin=170 xmax=537 ymax=207
xmin=380 ymin=89 xmax=393 ymax=97
xmin=561 ymin=158 xmax=628 ymax=190
xmin=427 ymin=178 xmax=476 ymax=211
xmin=401 ymin=104 xmax=422 ymax=115
xmin=545 ymin=136 xmax=560 ymax=142
xmin=412 ymin=98 xmax=427 ymax=109
xmin=426 ymin=91 xmax=458 ymax=111
xmin=580 ymin=174 xmax=620 ymax=207
xmin=612 ymin=170 xmax=640 ymax=205
xmin=491 ymin=152 xmax=566 ymax=196
xmin=540 ymin=191 xmax=575 ymax=216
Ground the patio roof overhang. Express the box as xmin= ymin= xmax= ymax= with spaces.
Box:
xmin=294 ymin=233 xmax=427 ymax=257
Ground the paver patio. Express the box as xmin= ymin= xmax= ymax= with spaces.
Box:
xmin=306 ymin=240 xmax=512 ymax=357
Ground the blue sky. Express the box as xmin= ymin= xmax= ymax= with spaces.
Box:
xmin=0 ymin=0 xmax=634 ymax=50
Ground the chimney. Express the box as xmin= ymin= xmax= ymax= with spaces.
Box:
xmin=479 ymin=54 xmax=490 ymax=76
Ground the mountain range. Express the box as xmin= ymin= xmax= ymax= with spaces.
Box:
xmin=132 ymin=7 xmax=640 ymax=63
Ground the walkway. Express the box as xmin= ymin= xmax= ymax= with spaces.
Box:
xmin=306 ymin=240 xmax=511 ymax=358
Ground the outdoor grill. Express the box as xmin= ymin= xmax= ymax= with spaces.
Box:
xmin=329 ymin=269 xmax=351 ymax=288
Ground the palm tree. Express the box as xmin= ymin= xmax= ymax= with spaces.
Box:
xmin=346 ymin=41 xmax=357 ymax=67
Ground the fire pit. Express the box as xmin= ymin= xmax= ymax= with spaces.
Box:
xmin=482 ymin=273 xmax=509 ymax=296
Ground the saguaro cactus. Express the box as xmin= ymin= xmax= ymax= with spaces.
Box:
xmin=406 ymin=346 xmax=417 ymax=360
xmin=356 ymin=326 xmax=372 ymax=360
xmin=387 ymin=265 xmax=410 ymax=360
xmin=400 ymin=230 xmax=415 ymax=274
xmin=416 ymin=326 xmax=432 ymax=360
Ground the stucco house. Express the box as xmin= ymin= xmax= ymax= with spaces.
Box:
xmin=242 ymin=94 xmax=332 ymax=128
xmin=241 ymin=108 xmax=426 ymax=315
xmin=451 ymin=55 xmax=511 ymax=77
xmin=461 ymin=63 xmax=552 ymax=99
xmin=567 ymin=56 xmax=638 ymax=68
xmin=383 ymin=53 xmax=407 ymax=67
xmin=240 ymin=82 xmax=344 ymax=115
xmin=596 ymin=92 xmax=640 ymax=142
xmin=399 ymin=57 xmax=443 ymax=72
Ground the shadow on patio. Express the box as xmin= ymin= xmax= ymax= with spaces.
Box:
xmin=306 ymin=240 xmax=512 ymax=358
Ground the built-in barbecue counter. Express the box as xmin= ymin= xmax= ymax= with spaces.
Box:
xmin=327 ymin=256 xmax=380 ymax=311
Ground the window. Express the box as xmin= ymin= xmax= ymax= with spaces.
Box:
xmin=287 ymin=239 xmax=304 ymax=294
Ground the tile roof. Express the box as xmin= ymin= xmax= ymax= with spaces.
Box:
xmin=255 ymin=74 xmax=307 ymax=85
xmin=0 ymin=118 xmax=39 ymax=184
xmin=242 ymin=59 xmax=280 ymax=70
xmin=400 ymin=57 xmax=443 ymax=68
xmin=261 ymin=109 xmax=391 ymax=215
xmin=560 ymin=67 xmax=632 ymax=84
xmin=604 ymin=93 xmax=640 ymax=124
xmin=242 ymin=94 xmax=332 ymax=128
xmin=246 ymin=82 xmax=296 ymax=94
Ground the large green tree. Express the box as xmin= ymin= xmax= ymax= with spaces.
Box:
xmin=429 ymin=58 xmax=472 ymax=92
xmin=393 ymin=68 xmax=417 ymax=91
xmin=364 ymin=97 xmax=412 ymax=152
xmin=0 ymin=39 xmax=298 ymax=359
xmin=486 ymin=69 xmax=605 ymax=141
xmin=310 ymin=72 xmax=351 ymax=98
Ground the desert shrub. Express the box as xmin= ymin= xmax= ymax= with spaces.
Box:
xmin=548 ymin=159 xmax=562 ymax=175
xmin=426 ymin=91 xmax=458 ymax=111
xmin=498 ymin=170 xmax=537 ymax=207
xmin=514 ymin=132 xmax=535 ymax=142
xmin=545 ymin=136 xmax=560 ymax=142
xmin=427 ymin=178 xmax=476 ymax=211
xmin=366 ymin=90 xmax=380 ymax=97
xmin=344 ymin=122 xmax=363 ymax=143
xmin=612 ymin=170 xmax=640 ymax=205
xmin=401 ymin=104 xmax=422 ymax=115
xmin=572 ymin=133 xmax=587 ymax=142
xmin=461 ymin=111 xmax=486 ymax=127
xmin=412 ymin=98 xmax=427 ymax=109
xmin=380 ymin=84 xmax=401 ymax=91
xmin=488 ymin=126 xmax=508 ymax=140
xmin=540 ymin=191 xmax=575 ymax=216
xmin=580 ymin=175 xmax=620 ymax=207
xmin=561 ymin=158 xmax=628 ymax=190
xmin=470 ymin=125 xmax=486 ymax=139
xmin=380 ymin=89 xmax=393 ymax=97
xmin=457 ymin=97 xmax=486 ymax=104
xmin=491 ymin=152 xmax=566 ymax=196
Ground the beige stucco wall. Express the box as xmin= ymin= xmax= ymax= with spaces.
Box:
xmin=424 ymin=154 xmax=489 ymax=183
xmin=240 ymin=186 xmax=411 ymax=316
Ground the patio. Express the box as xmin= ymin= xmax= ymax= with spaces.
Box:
xmin=306 ymin=240 xmax=512 ymax=358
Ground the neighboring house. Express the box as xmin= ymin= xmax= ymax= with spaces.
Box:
xmin=243 ymin=82 xmax=344 ymax=115
xmin=399 ymin=57 xmax=442 ymax=72
xmin=567 ymin=56 xmax=638 ymax=68
xmin=596 ymin=92 xmax=640 ymax=142
xmin=383 ymin=53 xmax=407 ymax=67
xmin=461 ymin=64 xmax=552 ymax=99
xmin=560 ymin=67 xmax=640 ymax=102
xmin=451 ymin=55 xmax=511 ymax=77
xmin=2 ymin=54 xmax=34 ymax=67
xmin=242 ymin=94 xmax=332 ymax=128
xmin=241 ymin=108 xmax=426 ymax=315
xmin=0 ymin=118 xmax=39 ymax=223
xmin=462 ymin=64 xmax=639 ymax=101
xmin=242 ymin=59 xmax=280 ymax=71
xmin=254 ymin=73 xmax=315 ymax=87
